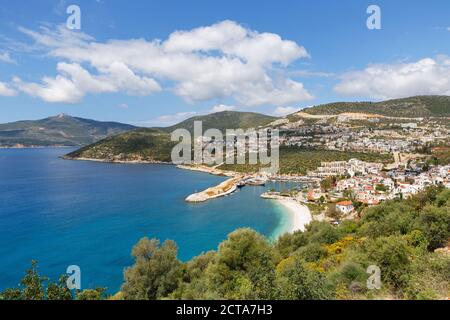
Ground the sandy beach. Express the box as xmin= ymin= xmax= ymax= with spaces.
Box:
xmin=276 ymin=199 xmax=312 ymax=233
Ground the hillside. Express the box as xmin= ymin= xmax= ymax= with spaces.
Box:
xmin=0 ymin=114 xmax=136 ymax=147
xmin=300 ymin=95 xmax=450 ymax=118
xmin=65 ymin=128 xmax=175 ymax=163
xmin=161 ymin=111 xmax=276 ymax=133
xmin=67 ymin=111 xmax=276 ymax=162
xmin=65 ymin=95 xmax=449 ymax=164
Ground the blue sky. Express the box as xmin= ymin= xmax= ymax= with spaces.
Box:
xmin=1 ymin=0 xmax=450 ymax=125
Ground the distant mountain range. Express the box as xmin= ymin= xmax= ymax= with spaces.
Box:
xmin=0 ymin=114 xmax=136 ymax=147
xmin=3 ymin=95 xmax=449 ymax=149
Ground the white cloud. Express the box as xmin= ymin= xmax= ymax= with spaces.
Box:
xmin=0 ymin=82 xmax=17 ymax=96
xmin=292 ymin=70 xmax=334 ymax=78
xmin=334 ymin=57 xmax=450 ymax=99
xmin=0 ymin=52 xmax=15 ymax=64
xmin=117 ymin=103 xmax=129 ymax=109
xmin=210 ymin=104 xmax=236 ymax=112
xmin=140 ymin=111 xmax=198 ymax=127
xmin=447 ymin=27 xmax=450 ymax=32
xmin=13 ymin=62 xmax=161 ymax=103
xmin=164 ymin=21 xmax=308 ymax=65
xmin=272 ymin=106 xmax=299 ymax=116
xmin=15 ymin=21 xmax=312 ymax=105
xmin=18 ymin=25 xmax=93 ymax=49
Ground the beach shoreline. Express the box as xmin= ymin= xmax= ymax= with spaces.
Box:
xmin=273 ymin=199 xmax=312 ymax=235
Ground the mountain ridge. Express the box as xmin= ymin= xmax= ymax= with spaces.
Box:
xmin=64 ymin=111 xmax=277 ymax=161
xmin=0 ymin=114 xmax=137 ymax=147
xmin=300 ymin=95 xmax=450 ymax=118
xmin=4 ymin=94 xmax=449 ymax=150
xmin=65 ymin=95 xmax=450 ymax=163
xmin=159 ymin=111 xmax=277 ymax=133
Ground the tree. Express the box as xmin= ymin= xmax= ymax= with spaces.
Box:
xmin=359 ymin=202 xmax=416 ymax=238
xmin=375 ymin=184 xmax=387 ymax=192
xmin=0 ymin=288 xmax=22 ymax=300
xmin=319 ymin=195 xmax=326 ymax=205
xmin=0 ymin=261 xmax=111 ymax=301
xmin=275 ymin=254 xmax=332 ymax=299
xmin=306 ymin=221 xmax=342 ymax=245
xmin=326 ymin=204 xmax=341 ymax=220
xmin=414 ymin=205 xmax=450 ymax=251
xmin=121 ymin=238 xmax=182 ymax=300
xmin=275 ymin=231 xmax=308 ymax=259
xmin=16 ymin=260 xmax=47 ymax=300
xmin=46 ymin=275 xmax=73 ymax=300
xmin=320 ymin=176 xmax=336 ymax=192
xmin=343 ymin=188 xmax=356 ymax=202
xmin=365 ymin=235 xmax=412 ymax=289
xmin=205 ymin=229 xmax=277 ymax=299
xmin=170 ymin=251 xmax=218 ymax=300
xmin=76 ymin=288 xmax=106 ymax=300
xmin=296 ymin=242 xmax=328 ymax=263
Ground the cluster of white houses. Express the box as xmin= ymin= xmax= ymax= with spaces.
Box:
xmin=306 ymin=158 xmax=450 ymax=215
xmin=279 ymin=118 xmax=449 ymax=154
xmin=310 ymin=158 xmax=384 ymax=178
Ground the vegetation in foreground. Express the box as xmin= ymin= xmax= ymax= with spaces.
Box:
xmin=1 ymin=187 xmax=449 ymax=300
xmin=0 ymin=260 xmax=107 ymax=300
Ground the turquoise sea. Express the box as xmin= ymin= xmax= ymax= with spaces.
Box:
xmin=0 ymin=148 xmax=300 ymax=293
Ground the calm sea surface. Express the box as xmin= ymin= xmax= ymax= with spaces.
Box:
xmin=0 ymin=148 xmax=300 ymax=293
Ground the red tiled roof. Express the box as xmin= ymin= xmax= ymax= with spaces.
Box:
xmin=336 ymin=201 xmax=353 ymax=206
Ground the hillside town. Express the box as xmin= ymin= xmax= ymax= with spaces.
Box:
xmin=181 ymin=110 xmax=450 ymax=222
xmin=277 ymin=115 xmax=449 ymax=154
xmin=305 ymin=159 xmax=450 ymax=210
xmin=258 ymin=113 xmax=450 ymax=222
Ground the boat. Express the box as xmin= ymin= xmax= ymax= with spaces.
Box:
xmin=237 ymin=180 xmax=246 ymax=188
xmin=246 ymin=178 xmax=267 ymax=186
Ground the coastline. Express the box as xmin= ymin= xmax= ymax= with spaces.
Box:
xmin=65 ymin=155 xmax=312 ymax=237
xmin=176 ymin=164 xmax=237 ymax=177
xmin=0 ymin=145 xmax=76 ymax=149
xmin=271 ymin=199 xmax=312 ymax=237
xmin=62 ymin=156 xmax=172 ymax=165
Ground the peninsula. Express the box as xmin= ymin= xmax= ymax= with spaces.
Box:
xmin=185 ymin=176 xmax=242 ymax=202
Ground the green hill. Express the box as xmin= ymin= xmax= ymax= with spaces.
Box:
xmin=301 ymin=95 xmax=450 ymax=117
xmin=65 ymin=111 xmax=275 ymax=162
xmin=65 ymin=128 xmax=175 ymax=162
xmin=0 ymin=114 xmax=136 ymax=147
xmin=161 ymin=111 xmax=276 ymax=133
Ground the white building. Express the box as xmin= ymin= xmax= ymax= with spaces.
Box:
xmin=336 ymin=201 xmax=355 ymax=214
